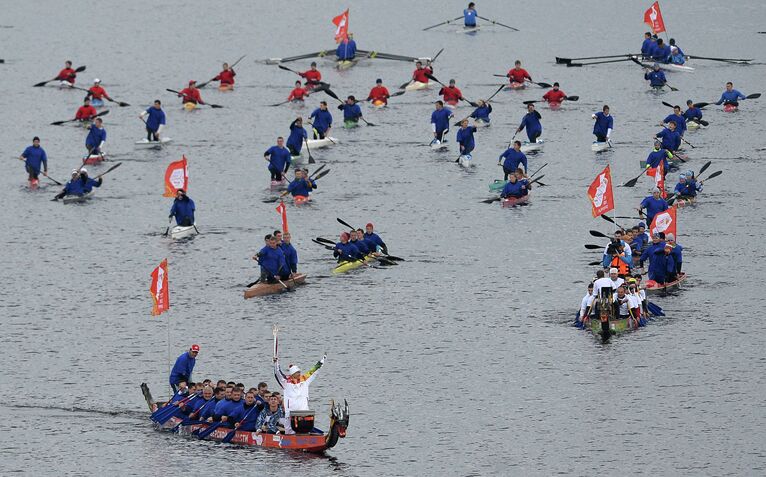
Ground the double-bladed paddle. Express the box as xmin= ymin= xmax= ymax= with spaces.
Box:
xmin=453 ymin=84 xmax=506 ymax=125
xmin=661 ymin=101 xmax=710 ymax=127
xmin=630 ymin=57 xmax=678 ymax=91
xmin=523 ymin=96 xmax=579 ymax=105
xmin=399 ymin=48 xmax=444 ymax=89
xmin=492 ymin=74 xmax=551 ymax=89
xmin=556 ymin=54 xmax=633 ymax=64
xmin=51 ymin=109 xmax=109 ymax=126
xmin=700 ymin=93 xmax=760 ymax=106
xmin=323 ymin=87 xmax=376 ymax=126
xmin=197 ymin=55 xmax=246 ymax=88
xmin=33 ymin=65 xmax=86 ymax=87
xmin=166 ymin=89 xmax=223 ymax=108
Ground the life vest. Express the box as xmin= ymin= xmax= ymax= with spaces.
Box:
xmin=610 ymin=253 xmax=629 ymax=276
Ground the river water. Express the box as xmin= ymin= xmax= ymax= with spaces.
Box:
xmin=1 ymin=1 xmax=765 ymax=475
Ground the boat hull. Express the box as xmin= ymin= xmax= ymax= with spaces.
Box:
xmin=336 ymin=59 xmax=357 ymax=70
xmin=591 ymin=141 xmax=609 ymax=152
xmin=91 ymin=98 xmax=105 ymax=108
xmin=505 ymin=82 xmax=526 ymax=90
xmin=83 ymin=153 xmax=105 ymax=165
xmin=675 ymin=196 xmax=697 ymax=208
xmin=404 ymin=81 xmax=429 ymax=92
xmin=343 ymin=120 xmax=359 ymax=129
xmin=244 ymin=273 xmax=307 ymax=298
xmin=723 ymin=104 xmax=738 ymax=113
xmin=306 ymin=137 xmax=337 ymax=149
xmin=520 ymin=140 xmax=543 ymax=153
xmin=170 ymin=224 xmax=198 ymax=240
xmin=501 ymin=195 xmax=530 ymax=208
xmin=218 ymin=84 xmax=234 ymax=91
xmin=135 ymin=137 xmax=172 ymax=149
xmin=62 ymin=191 xmax=94 ymax=204
xmin=474 ymin=119 xmax=490 ymax=128
xmin=332 ymin=256 xmax=375 ymax=274
xmin=458 ymin=154 xmax=473 ymax=167
xmin=183 ymin=102 xmax=197 ymax=111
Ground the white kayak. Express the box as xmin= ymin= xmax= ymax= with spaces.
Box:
xmin=62 ymin=191 xmax=94 ymax=204
xmin=430 ymin=139 xmax=448 ymax=151
xmin=520 ymin=140 xmax=544 ymax=153
xmin=686 ymin=120 xmax=706 ymax=130
xmin=170 ymin=224 xmax=198 ymax=240
xmin=474 ymin=119 xmax=490 ymax=128
xmin=135 ymin=137 xmax=173 ymax=149
xmin=458 ymin=154 xmax=474 ymax=168
xmin=405 ymin=81 xmax=430 ymax=92
xmin=591 ymin=141 xmax=610 ymax=152
xmin=305 ymin=137 xmax=337 ymax=149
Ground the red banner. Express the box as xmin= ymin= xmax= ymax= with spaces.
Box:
xmin=332 ymin=9 xmax=349 ymax=43
xmin=163 ymin=155 xmax=189 ymax=197
xmin=150 ymin=259 xmax=169 ymax=316
xmin=276 ymin=201 xmax=288 ymax=233
xmin=650 ymin=205 xmax=677 ymax=238
xmin=646 ymin=161 xmax=665 ymax=197
xmin=643 ymin=1 xmax=666 ymax=34
xmin=587 ymin=165 xmax=615 ymax=217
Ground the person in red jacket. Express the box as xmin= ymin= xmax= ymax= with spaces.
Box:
xmin=178 ymin=80 xmax=205 ymax=105
xmin=87 ymin=79 xmax=113 ymax=102
xmin=542 ymin=82 xmax=567 ymax=104
xmin=214 ymin=62 xmax=237 ymax=87
xmin=75 ymin=98 xmax=98 ymax=122
xmin=56 ymin=61 xmax=77 ymax=85
xmin=412 ymin=60 xmax=433 ymax=84
xmin=299 ymin=62 xmax=322 ymax=89
xmin=367 ymin=79 xmax=390 ymax=105
xmin=439 ymin=79 xmax=464 ymax=107
xmin=506 ymin=60 xmax=532 ymax=85
xmin=287 ymin=81 xmax=310 ymax=102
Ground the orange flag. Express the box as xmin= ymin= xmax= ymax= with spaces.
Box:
xmin=332 ymin=9 xmax=349 ymax=43
xmin=646 ymin=161 xmax=665 ymax=197
xmin=163 ymin=155 xmax=189 ymax=197
xmin=587 ymin=165 xmax=615 ymax=217
xmin=643 ymin=1 xmax=666 ymax=34
xmin=650 ymin=205 xmax=677 ymax=238
xmin=150 ymin=259 xmax=169 ymax=316
xmin=276 ymin=201 xmax=288 ymax=233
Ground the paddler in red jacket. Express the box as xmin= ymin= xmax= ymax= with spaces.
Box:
xmin=75 ymin=98 xmax=98 ymax=122
xmin=367 ymin=79 xmax=390 ymax=105
xmin=288 ymin=80 xmax=310 ymax=102
xmin=542 ymin=82 xmax=567 ymax=104
xmin=178 ymin=80 xmax=205 ymax=105
xmin=87 ymin=79 xmax=113 ymax=102
xmin=412 ymin=60 xmax=433 ymax=84
xmin=506 ymin=60 xmax=532 ymax=85
xmin=299 ymin=62 xmax=322 ymax=89
xmin=213 ymin=62 xmax=236 ymax=87
xmin=439 ymin=79 xmax=464 ymax=107
xmin=56 ymin=61 xmax=77 ymax=85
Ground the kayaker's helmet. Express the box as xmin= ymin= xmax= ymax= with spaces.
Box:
xmin=94 ymin=78 xmax=101 ymax=84
xmin=679 ymin=173 xmax=686 ymax=181
xmin=671 ymin=46 xmax=678 ymax=53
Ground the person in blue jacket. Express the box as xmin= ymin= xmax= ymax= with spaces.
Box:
xmin=230 ymin=391 xmax=265 ymax=431
xmin=500 ymin=173 xmax=528 ymax=198
xmin=456 ymin=119 xmax=477 ymax=157
xmin=85 ymin=117 xmax=107 ymax=155
xmin=641 ymin=32 xmax=655 ymax=58
xmin=644 ymin=63 xmax=667 ymax=88
xmin=683 ymin=100 xmax=703 ymax=124
xmin=286 ymin=169 xmax=316 ymax=198
xmin=264 ymin=137 xmax=292 ymax=182
xmin=592 ymin=105 xmax=613 ymax=143
xmin=666 ymin=233 xmax=684 ymax=273
xmin=669 ymin=46 xmax=685 ymax=65
xmin=516 ymin=103 xmax=542 ymax=143
xmin=646 ymin=140 xmax=673 ymax=174
xmin=286 ymin=117 xmax=308 ymax=156
xmin=638 ymin=188 xmax=669 ymax=225
xmin=715 ymin=82 xmax=747 ymax=106
xmin=464 ymin=2 xmax=477 ymax=27
xmin=364 ymin=223 xmax=388 ymax=254
xmin=431 ymin=100 xmax=453 ymax=144
xmin=139 ymin=100 xmax=166 ymax=142
xmin=655 ymin=121 xmax=681 ymax=152
xmin=648 ymin=243 xmax=677 ymax=283
xmin=187 ymin=386 xmax=216 ymax=419
xmin=20 ymin=136 xmax=48 ymax=183
xmin=674 ymin=172 xmax=702 ymax=198
xmin=338 ymin=96 xmax=363 ymax=124
xmin=217 ymin=387 xmax=245 ymax=426
xmin=469 ymin=100 xmax=492 ymax=124
xmin=661 ymin=105 xmax=687 ymax=137
xmin=309 ymin=101 xmax=333 ymax=139
xmin=651 ymin=38 xmax=671 ymax=62
xmin=169 ymin=189 xmax=195 ymax=226
xmin=78 ymin=168 xmax=102 ymax=193
xmin=336 ymin=33 xmax=357 ymax=61
xmin=668 ymin=38 xmax=685 ymax=57
xmin=170 ymin=345 xmax=199 ymax=393
xmin=199 ymin=387 xmax=225 ymax=421
xmin=334 ymin=232 xmax=362 ymax=262
xmin=279 ymin=231 xmax=299 ymax=275
xmin=499 ymin=141 xmax=527 ymax=179
xmin=54 ymin=170 xmax=85 ymax=200
xmin=350 ymin=229 xmax=371 ymax=256
xmin=254 ymin=234 xmax=289 ymax=282
xmin=640 ymin=232 xmax=665 ymax=268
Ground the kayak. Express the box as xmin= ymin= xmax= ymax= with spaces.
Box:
xmin=505 ymin=82 xmax=526 ymax=90
xmin=591 ymin=141 xmax=610 ymax=152
xmin=639 ymin=157 xmax=685 ymax=170
xmin=62 ymin=190 xmax=94 ymax=204
xmin=458 ymin=154 xmax=474 ymax=168
xmin=547 ymin=101 xmax=561 ymax=110
xmin=723 ymin=103 xmax=738 ymax=113
xmin=218 ymin=84 xmax=234 ymax=92
xmin=332 ymin=255 xmax=376 ymax=274
xmin=28 ymin=178 xmax=39 ymax=190
xmin=78 ymin=120 xmax=92 ymax=129
xmin=372 ymin=100 xmax=387 ymax=109
xmin=293 ymin=195 xmax=311 ymax=205
xmin=501 ymin=194 xmax=530 ymax=208
xmin=83 ymin=153 xmax=106 ymax=165
xmin=135 ymin=137 xmax=172 ymax=149
xmin=445 ymin=100 xmax=459 ymax=110
xmin=645 ymin=272 xmax=687 ymax=294
xmin=430 ymin=139 xmax=448 ymax=151
xmin=686 ymin=120 xmax=701 ymax=130
xmin=170 ymin=224 xmax=198 ymax=240
xmin=243 ymin=273 xmax=308 ymax=298
xmin=489 ymin=179 xmax=507 ymax=192
xmin=649 ymin=85 xmax=665 ymax=93
xmin=336 ymin=59 xmax=358 ymax=70
xmin=183 ymin=102 xmax=197 ymax=111
xmin=91 ymin=98 xmax=105 ymax=108
xmin=343 ymin=120 xmax=360 ymax=129
xmin=306 ymin=137 xmax=337 ymax=149
xmin=404 ymin=81 xmax=429 ymax=92
xmin=474 ymin=119 xmax=490 ymax=128
xmin=674 ymin=196 xmax=697 ymax=208
xmin=58 ymin=80 xmax=74 ymax=89
xmin=458 ymin=26 xmax=481 ymax=34
xmin=520 ymin=140 xmax=544 ymax=153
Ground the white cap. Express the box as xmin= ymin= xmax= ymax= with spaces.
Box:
xmin=287 ymin=365 xmax=301 ymax=375
xmin=79 ymin=167 xmax=87 ymax=174
xmin=94 ymin=78 xmax=101 ymax=83
xmin=609 ymin=268 xmax=618 ymax=274
xmin=71 ymin=169 xmax=79 ymax=175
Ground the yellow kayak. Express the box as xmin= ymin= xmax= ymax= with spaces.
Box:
xmin=183 ymin=102 xmax=197 ymax=111
xmin=332 ymin=255 xmax=376 ymax=274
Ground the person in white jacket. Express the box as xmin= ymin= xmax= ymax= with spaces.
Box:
xmin=273 ymin=354 xmax=326 ymax=433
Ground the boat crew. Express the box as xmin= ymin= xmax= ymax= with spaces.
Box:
xmin=336 ymin=33 xmax=357 ymax=61
xmin=456 ymin=119 xmax=477 ymax=158
xmin=86 ymin=79 xmax=113 ymax=103
xmin=309 ymin=101 xmax=333 ymax=139
xmin=499 ymin=141 xmax=527 ymax=179
xmin=542 ymin=82 xmax=567 ymax=104
xmin=355 ymin=228 xmax=377 ymax=255
xmin=661 ymin=105 xmax=687 ymax=137
xmin=286 ymin=168 xmax=316 ymax=199
xmin=213 ymin=62 xmax=237 ymax=88
xmin=651 ymin=38 xmax=671 ymax=63
xmin=178 ymin=80 xmax=205 ymax=105
xmin=644 ymin=63 xmax=667 ymax=88
xmin=649 ymin=243 xmax=677 ymax=284
xmin=638 ymin=188 xmax=669 ymax=226
xmin=299 ymin=62 xmax=322 ymax=89
xmin=20 ymin=137 xmax=48 ymax=186
xmin=412 ymin=60 xmax=433 ymax=84
xmin=469 ymin=100 xmax=492 ymax=124
xmin=216 ymin=387 xmax=244 ymax=425
xmin=591 ymin=105 xmax=613 ymax=143
xmin=139 ymin=100 xmax=166 ymax=142
xmin=199 ymin=387 xmax=225 ymax=419
xmin=515 ymin=169 xmax=531 ymax=195
xmin=75 ymin=98 xmax=98 ymax=122
xmin=169 ymin=345 xmax=200 ymax=393
xmin=430 ymin=101 xmax=453 ymax=144
xmin=646 ymin=140 xmax=673 ymax=174
xmin=53 ymin=170 xmax=85 ymax=200
xmin=666 ymin=233 xmax=683 ymax=274
xmin=577 ymin=283 xmax=596 ymax=327
xmin=169 ymin=189 xmax=195 ymax=226
xmin=367 ymin=79 xmax=390 ymax=105
xmin=264 ymin=137 xmax=292 ymax=182
xmin=273 ymin=353 xmax=326 ymax=425
xmin=655 ymin=121 xmax=681 ymax=152
xmin=78 ymin=168 xmax=102 ymax=194
xmin=56 ymin=60 xmax=77 ymax=85
xmin=714 ymin=82 xmax=747 ymax=106
xmin=674 ymin=172 xmax=702 ymax=199
xmin=337 ymin=95 xmax=363 ymax=125
xmin=516 ymin=103 xmax=542 ymax=143
xmin=254 ymin=394 xmax=284 ymax=434
xmin=254 ymin=234 xmax=289 ymax=282
xmin=626 ymin=281 xmax=644 ymax=325
xmin=630 ymin=224 xmax=648 ymax=256
xmin=279 ymin=231 xmax=299 ymax=276
xmin=230 ymin=391 xmax=264 ymax=431
xmin=85 ymin=117 xmax=107 ymax=155
xmin=602 ymin=230 xmax=632 ymax=269
xmin=612 ymin=286 xmax=632 ymax=320
xmin=639 ymin=232 xmax=665 ymax=267
xmin=439 ymin=79 xmax=464 ymax=108
xmin=288 ymin=80 xmax=310 ymax=102
xmin=187 ymin=386 xmax=215 ymax=419
xmin=641 ymin=32 xmax=656 ymax=59
xmin=464 ymin=2 xmax=477 ymax=27
xmin=683 ymin=100 xmax=703 ymax=125
xmin=364 ymin=223 xmax=388 ymax=254
xmin=506 ymin=60 xmax=532 ymax=85
xmin=500 ymin=173 xmax=529 ymax=199
xmin=286 ymin=117 xmax=308 ymax=156
xmin=334 ymin=232 xmax=362 ymax=261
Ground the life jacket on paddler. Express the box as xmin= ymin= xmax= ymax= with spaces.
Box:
xmin=610 ymin=253 xmax=630 ymax=277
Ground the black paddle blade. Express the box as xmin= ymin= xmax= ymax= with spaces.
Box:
xmin=481 ymin=197 xmax=501 ymax=204
xmin=589 ymin=230 xmax=609 ymax=238
xmin=555 ymin=57 xmax=572 ymax=64
xmin=588 ymin=261 xmax=603 ymax=266
xmin=118 ymin=101 xmax=130 ymax=107
xmin=662 ymin=101 xmax=674 ymax=108
xmin=585 ymin=244 xmax=604 ymax=249
xmin=695 ymin=102 xmax=710 ymax=108
xmin=565 ymin=96 xmax=579 ymax=101
xmin=747 ymin=93 xmax=761 ymax=99
xmin=566 ymin=63 xmax=583 ymax=67
xmin=705 ymin=170 xmax=723 ymax=180
xmin=323 ymin=88 xmax=340 ymax=101
xmin=33 ymin=81 xmax=49 ymax=87
xmin=536 ymin=82 xmax=552 ymax=88
xmin=75 ymin=66 xmax=86 ymax=72
xmin=50 ymin=120 xmax=68 ymax=126
xmin=522 ymin=100 xmax=537 ymax=105
xmin=209 ymin=104 xmax=224 ymax=108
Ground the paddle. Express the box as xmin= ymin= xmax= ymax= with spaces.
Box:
xmin=476 ymin=15 xmax=519 ymax=31
xmin=399 ymin=48 xmax=443 ymax=89
xmin=33 ymin=65 xmax=86 ymax=87
xmin=589 ymin=230 xmax=609 ymax=239
xmin=303 ymin=137 xmax=315 ymax=164
xmin=94 ymin=162 xmax=122 ymax=179
xmin=335 ymin=218 xmax=399 ymax=259
xmin=680 ymin=137 xmax=696 ymax=149
xmin=163 ymin=217 xmax=172 ymax=237
xmin=585 ymin=244 xmax=605 ymax=250
xmin=262 ymin=169 xmax=330 ymax=203
xmin=197 ymin=55 xmax=246 ymax=88
xmin=166 ymin=89 xmax=223 ymax=108
xmin=621 ymin=169 xmax=649 ymax=188
xmin=423 ymin=16 xmax=463 ymax=31
xmin=196 ymin=421 xmax=225 ymax=440
xmin=221 ymin=403 xmax=260 ymax=443
xmin=324 ymin=86 xmax=376 ymax=126
xmin=567 ymin=58 xmax=634 ymax=67
xmin=630 ymin=57 xmax=678 ymax=91
xmin=600 ymin=214 xmax=627 ymax=231
xmin=699 ymin=170 xmax=722 ymax=183
xmin=151 ymin=393 xmax=199 ymax=424
xmin=523 ymin=95 xmax=579 ymax=105
xmin=646 ymin=302 xmax=665 ymax=317
xmin=425 ymin=73 xmax=478 ymax=107
xmin=51 ymin=109 xmax=110 ymax=126
xmin=278 ymin=64 xmax=302 ymax=76
xmin=660 ymin=102 xmax=711 ymax=127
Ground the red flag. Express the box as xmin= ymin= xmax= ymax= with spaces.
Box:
xmin=276 ymin=201 xmax=288 ymax=233
xmin=332 ymin=9 xmax=349 ymax=43
xmin=650 ymin=205 xmax=677 ymax=238
xmin=646 ymin=161 xmax=666 ymax=197
xmin=643 ymin=1 xmax=666 ymax=34
xmin=150 ymin=259 xmax=169 ymax=316
xmin=163 ymin=155 xmax=189 ymax=197
xmin=587 ymin=165 xmax=615 ymax=217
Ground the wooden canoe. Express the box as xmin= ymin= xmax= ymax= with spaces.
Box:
xmin=244 ymin=273 xmax=307 ymax=298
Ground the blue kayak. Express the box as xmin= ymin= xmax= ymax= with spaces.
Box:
xmin=92 ymin=98 xmax=105 ymax=108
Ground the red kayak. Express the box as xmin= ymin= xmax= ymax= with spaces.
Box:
xmin=723 ymin=103 xmax=738 ymax=113
xmin=501 ymin=195 xmax=530 ymax=208
xmin=83 ymin=154 xmax=105 ymax=165
xmin=28 ymin=178 xmax=39 ymax=189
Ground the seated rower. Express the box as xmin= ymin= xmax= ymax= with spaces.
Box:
xmin=651 ymin=38 xmax=671 ymax=63
xmin=254 ymin=394 xmax=285 ymax=434
xmin=499 ymin=141 xmax=527 ymax=180
xmin=299 ymin=62 xmax=322 ymax=89
xmin=78 ymin=168 xmax=102 ymax=194
xmin=286 ymin=117 xmax=308 ymax=156
xmin=516 ymin=103 xmax=542 ymax=144
xmin=645 ymin=241 xmax=676 ymax=284
xmin=279 ymin=231 xmax=299 ymax=276
xmin=515 ymin=169 xmax=530 ymax=196
xmin=668 ymin=38 xmax=685 ymax=58
xmin=412 ymin=60 xmax=433 ymax=85
xmin=309 ymin=101 xmax=333 ymax=139
xmin=350 ymin=229 xmax=371 ymax=256
xmin=608 ymin=267 xmax=625 ymax=288
xmin=464 ymin=2 xmax=477 ymax=27
xmin=286 ymin=169 xmax=316 ymax=199
xmin=612 ymin=286 xmax=631 ymax=321
xmin=499 ymin=173 xmax=529 ymax=199
xmin=646 ymin=140 xmax=673 ymax=174
xmin=169 ymin=189 xmax=195 ymax=226
xmin=187 ymin=386 xmax=216 ymax=420
xmin=669 ymin=46 xmax=685 ymax=65
xmin=644 ymin=63 xmax=667 ymax=88
xmin=666 ymin=233 xmax=683 ymax=274
xmin=213 ymin=62 xmax=237 ymax=88
xmin=75 ymin=98 xmax=98 ymax=123
xmin=229 ymin=390 xmax=264 ymax=431
xmin=674 ymin=172 xmax=702 ymax=198
xmin=54 ymin=170 xmax=85 ymax=200
xmin=199 ymin=387 xmax=226 ymax=420
xmin=85 ymin=117 xmax=107 ymax=156
xmin=626 ymin=280 xmax=644 ymax=326
xmin=178 ymin=80 xmax=205 ymax=105
xmin=683 ymin=100 xmax=703 ymax=125
xmin=456 ymin=119 xmax=477 ymax=159
xmin=56 ymin=60 xmax=77 ymax=86
xmin=217 ymin=387 xmax=244 ymax=427
xmin=337 ymin=95 xmax=363 ymax=125
xmin=364 ymin=223 xmax=388 ymax=254
xmin=336 ymin=33 xmax=357 ymax=61
xmin=288 ymin=80 xmax=310 ymax=103
xmin=439 ymin=79 xmax=464 ymax=108
xmin=264 ymin=137 xmax=292 ymax=182
xmin=87 ymin=78 xmax=113 ymax=104
xmin=254 ymin=234 xmax=289 ymax=282
xmin=334 ymin=232 xmax=362 ymax=262
xmin=469 ymin=100 xmax=492 ymax=124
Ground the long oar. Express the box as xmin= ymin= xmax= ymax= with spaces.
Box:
xmin=425 ymin=73 xmax=478 ymax=107
xmin=196 ymin=421 xmax=225 ymax=440
xmin=556 ymin=54 xmax=632 ymax=64
xmin=567 ymin=58 xmax=634 ymax=67
xmin=33 ymin=65 xmax=86 ymax=87
xmin=166 ymin=89 xmax=224 ymax=108
xmin=630 ymin=57 xmax=678 ymax=91
xmin=687 ymin=55 xmax=752 ymax=63
xmin=51 ymin=109 xmax=109 ymax=126
xmin=197 ymin=54 xmax=246 ymax=88
xmin=476 ymin=15 xmax=519 ymax=31
xmin=323 ymin=86 xmax=376 ymax=126
xmin=423 ymin=16 xmax=462 ymax=31
xmin=151 ymin=393 xmax=200 ymax=424
xmin=523 ymin=95 xmax=579 ymax=105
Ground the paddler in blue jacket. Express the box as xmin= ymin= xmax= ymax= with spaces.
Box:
xmin=139 ymin=100 xmax=166 ymax=142
xmin=456 ymin=119 xmax=477 ymax=158
xmin=350 ymin=229 xmax=371 ymax=256
xmin=647 ymin=243 xmax=676 ymax=284
xmin=469 ymin=100 xmax=492 ymax=124
xmin=20 ymin=136 xmax=48 ymax=184
xmin=644 ymin=64 xmax=667 ymax=88
xmin=54 ymin=170 xmax=85 ymax=200
xmin=683 ymin=100 xmax=703 ymax=124
xmin=646 ymin=140 xmax=673 ymax=173
xmin=85 ymin=117 xmax=107 ymax=155
xmin=169 ymin=189 xmax=195 ymax=226
xmin=591 ymin=105 xmax=613 ymax=143
xmin=638 ymin=188 xmax=669 ymax=225
xmin=169 ymin=345 xmax=199 ymax=393
xmin=254 ymin=234 xmax=289 ymax=282
xmin=364 ymin=223 xmax=388 ymax=254
xmin=230 ymin=391 xmax=265 ymax=431
xmin=264 ymin=137 xmax=292 ymax=182
xmin=431 ymin=101 xmax=453 ymax=144
xmin=666 ymin=233 xmax=683 ymax=274
xmin=287 ymin=169 xmax=316 ymax=198
xmin=500 ymin=173 xmax=528 ymax=198
xmin=499 ymin=141 xmax=527 ymax=180
xmin=651 ymin=38 xmax=671 ymax=62
xmin=641 ymin=32 xmax=655 ymax=58
xmin=715 ymin=82 xmax=747 ymax=106
xmin=464 ymin=2 xmax=477 ymax=27
xmin=334 ymin=232 xmax=362 ymax=262
xmin=338 ymin=96 xmax=363 ymax=125
xmin=78 ymin=168 xmax=102 ymax=193
xmin=674 ymin=172 xmax=702 ymax=198
xmin=286 ymin=117 xmax=308 ymax=156
xmin=336 ymin=33 xmax=357 ymax=60
xmin=279 ymin=232 xmax=299 ymax=275
xmin=655 ymin=121 xmax=681 ymax=152
xmin=516 ymin=103 xmax=542 ymax=143
xmin=661 ymin=105 xmax=687 ymax=137
xmin=668 ymin=39 xmax=685 ymax=57
xmin=309 ymin=101 xmax=333 ymax=139
xmin=669 ymin=46 xmax=685 ymax=65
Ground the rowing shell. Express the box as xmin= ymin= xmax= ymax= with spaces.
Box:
xmin=645 ymin=272 xmax=687 ymax=294
xmin=244 ymin=273 xmax=307 ymax=298
xmin=501 ymin=194 xmax=530 ymax=208
xmin=135 ymin=137 xmax=173 ymax=149
xmin=404 ymin=81 xmax=430 ymax=92
xmin=638 ymin=60 xmax=695 ymax=73
xmin=591 ymin=141 xmax=610 ymax=152
xmin=520 ymin=140 xmax=544 ymax=153
xmin=62 ymin=190 xmax=94 ymax=204
xmin=336 ymin=59 xmax=358 ymax=70
xmin=170 ymin=224 xmax=198 ymax=240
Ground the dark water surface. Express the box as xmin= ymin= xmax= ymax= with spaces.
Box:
xmin=1 ymin=1 xmax=765 ymax=475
